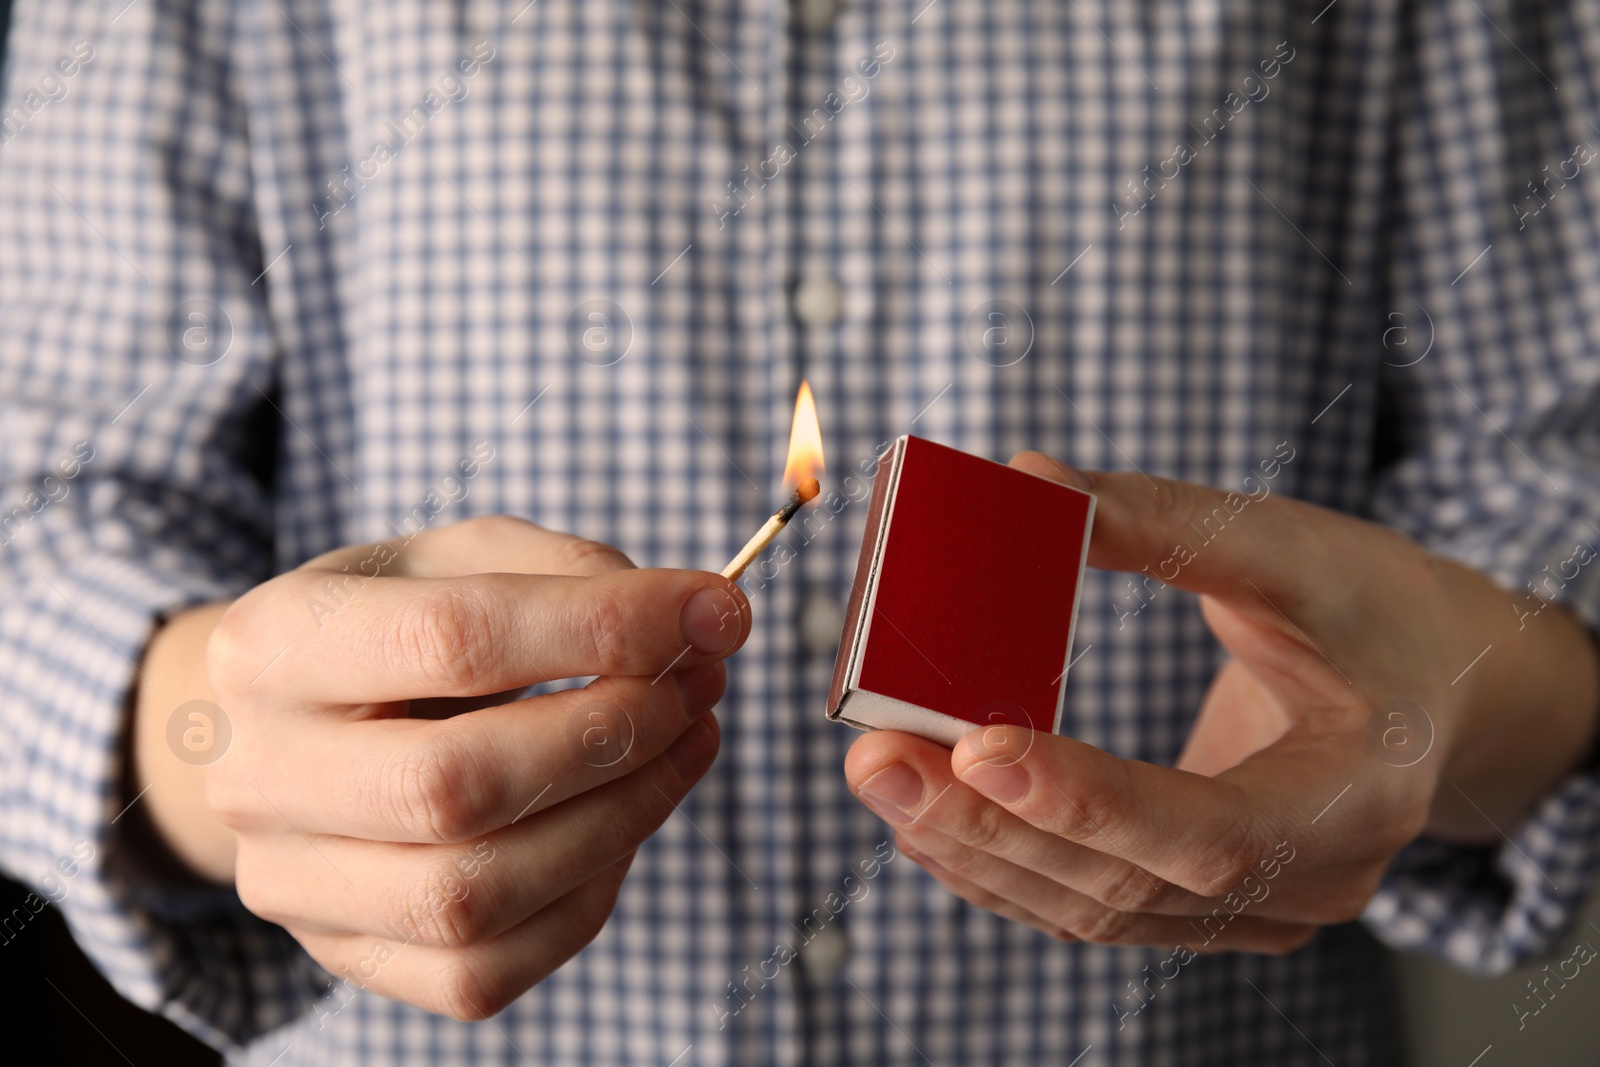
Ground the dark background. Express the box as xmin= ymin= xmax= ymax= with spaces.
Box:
xmin=0 ymin=874 xmax=216 ymax=1064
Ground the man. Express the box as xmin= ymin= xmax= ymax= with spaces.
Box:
xmin=2 ymin=1 xmax=1598 ymax=1064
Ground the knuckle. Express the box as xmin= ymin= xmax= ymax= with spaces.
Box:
xmin=609 ymin=789 xmax=657 ymax=851
xmin=377 ymin=736 xmax=488 ymax=842
xmin=467 ymin=514 xmax=532 ymax=540
xmin=1147 ymin=477 xmax=1195 ymax=524
xmin=232 ymin=856 xmax=283 ymax=924
xmin=385 ymin=857 xmax=473 ymax=953
xmin=563 ymin=685 xmax=655 ymax=780
xmin=1071 ymin=905 xmax=1138 ymax=945
xmin=1054 ymin=772 xmax=1127 ymax=844
xmin=574 ymin=588 xmax=636 ymax=675
xmin=202 ymin=766 xmax=251 ymax=828
xmin=557 ymin=536 xmax=630 ymax=574
xmin=1096 ymin=864 xmax=1172 ymax=914
xmin=1187 ymin=814 xmax=1261 ymax=898
xmin=574 ymin=868 xmax=626 ymax=936
xmin=428 ymin=868 xmax=625 ymax=1020
xmin=205 ymin=596 xmax=268 ymax=692
xmin=958 ymin=802 xmax=1008 ymax=853
xmin=586 ymin=803 xmax=645 ymax=873
xmin=392 ymin=588 xmax=497 ymax=693
xmin=432 ymin=958 xmax=502 ymax=1022
xmin=393 ymin=861 xmax=484 ymax=948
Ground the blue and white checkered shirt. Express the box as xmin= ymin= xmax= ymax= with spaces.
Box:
xmin=4 ymin=0 xmax=1600 ymax=1063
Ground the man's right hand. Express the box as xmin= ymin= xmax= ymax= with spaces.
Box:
xmin=132 ymin=516 xmax=748 ymax=1020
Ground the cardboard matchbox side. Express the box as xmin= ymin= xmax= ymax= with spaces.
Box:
xmin=826 ymin=439 xmax=903 ymax=720
xmin=827 ymin=436 xmax=1095 ymax=746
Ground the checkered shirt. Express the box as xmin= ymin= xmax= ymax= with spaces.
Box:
xmin=3 ymin=1 xmax=1600 ymax=1064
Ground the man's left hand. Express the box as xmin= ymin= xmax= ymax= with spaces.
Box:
xmin=844 ymin=452 xmax=1600 ymax=952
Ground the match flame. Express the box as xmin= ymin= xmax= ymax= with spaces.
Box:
xmin=782 ymin=380 xmax=826 ymax=491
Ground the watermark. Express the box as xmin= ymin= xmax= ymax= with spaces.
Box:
xmin=708 ymin=41 xmax=896 ymax=228
xmin=1113 ymin=41 xmax=1296 ymax=230
xmin=1365 ymin=698 xmax=1434 ymax=768
xmin=1513 ymin=142 xmax=1596 ymax=231
xmin=964 ymin=299 xmax=1034 ymax=367
xmin=385 ymin=440 xmax=498 ymax=540
xmin=313 ymin=838 xmax=498 ymax=1028
xmin=566 ymin=299 xmax=633 ymax=367
xmin=312 ymin=41 xmax=498 ymax=229
xmin=167 ymin=299 xmax=234 ymax=366
xmin=1379 ymin=303 xmax=1435 ymax=368
xmin=973 ymin=700 xmax=1037 ymax=767
xmin=1111 ymin=441 xmax=1297 ymax=629
xmin=0 ymin=840 xmax=96 ymax=949
xmin=166 ymin=699 xmax=233 ymax=766
xmin=1513 ymin=931 xmax=1597 ymax=1030
xmin=710 ymin=841 xmax=896 ymax=1029
xmin=566 ymin=697 xmax=636 ymax=768
xmin=0 ymin=40 xmax=96 ymax=146
xmin=1111 ymin=839 xmax=1296 ymax=1030
xmin=0 ymin=442 xmax=96 ymax=549
xmin=1512 ymin=539 xmax=1596 ymax=630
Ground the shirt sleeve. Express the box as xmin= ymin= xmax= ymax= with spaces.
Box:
xmin=0 ymin=0 xmax=327 ymax=1049
xmin=1359 ymin=0 xmax=1600 ymax=975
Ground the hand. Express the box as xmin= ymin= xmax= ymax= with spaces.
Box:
xmin=136 ymin=516 xmax=748 ymax=1020
xmin=844 ymin=453 xmax=1600 ymax=955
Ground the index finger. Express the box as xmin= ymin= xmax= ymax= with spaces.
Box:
xmin=1009 ymin=452 xmax=1371 ymax=604
xmin=213 ymin=567 xmax=750 ymax=704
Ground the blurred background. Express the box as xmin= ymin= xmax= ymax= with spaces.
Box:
xmin=2 ymin=0 xmax=1598 ymax=1062
xmin=1395 ymin=892 xmax=1600 ymax=1066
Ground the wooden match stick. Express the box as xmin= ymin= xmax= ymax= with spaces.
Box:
xmin=721 ymin=477 xmax=821 ymax=580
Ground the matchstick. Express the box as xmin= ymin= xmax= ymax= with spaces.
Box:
xmin=721 ymin=477 xmax=821 ymax=580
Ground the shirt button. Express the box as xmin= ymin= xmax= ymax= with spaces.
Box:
xmin=792 ymin=269 xmax=846 ymax=328
xmin=792 ymin=0 xmax=845 ymax=33
xmin=800 ymin=921 xmax=850 ymax=983
xmin=799 ymin=591 xmax=845 ymax=656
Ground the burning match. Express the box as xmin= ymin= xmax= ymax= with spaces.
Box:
xmin=721 ymin=381 xmax=825 ymax=581
xmin=721 ymin=477 xmax=821 ymax=580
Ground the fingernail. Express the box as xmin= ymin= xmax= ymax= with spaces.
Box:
xmin=902 ymin=846 xmax=946 ymax=874
xmin=958 ymin=760 xmax=1031 ymax=805
xmin=858 ymin=764 xmax=924 ymax=820
xmin=680 ymin=586 xmax=742 ymax=654
xmin=665 ymin=718 xmax=716 ymax=778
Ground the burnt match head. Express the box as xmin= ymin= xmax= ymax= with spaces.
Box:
xmin=777 ymin=477 xmax=822 ymax=522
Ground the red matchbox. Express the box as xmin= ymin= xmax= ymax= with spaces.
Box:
xmin=826 ymin=436 xmax=1096 ymax=745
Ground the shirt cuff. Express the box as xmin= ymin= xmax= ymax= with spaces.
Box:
xmin=0 ymin=550 xmax=327 ymax=1053
xmin=1364 ymin=768 xmax=1600 ymax=974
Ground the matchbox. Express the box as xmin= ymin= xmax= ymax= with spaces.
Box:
xmin=826 ymin=436 xmax=1095 ymax=746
